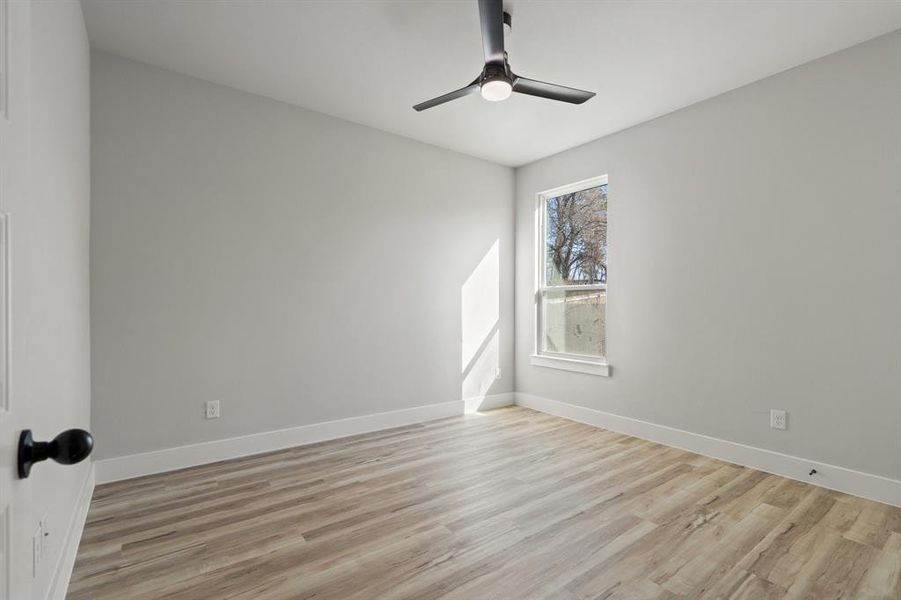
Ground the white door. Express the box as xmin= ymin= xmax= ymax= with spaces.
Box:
xmin=0 ymin=0 xmax=32 ymax=598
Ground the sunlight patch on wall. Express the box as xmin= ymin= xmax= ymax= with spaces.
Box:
xmin=461 ymin=240 xmax=500 ymax=408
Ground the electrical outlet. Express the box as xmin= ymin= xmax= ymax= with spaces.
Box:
xmin=770 ymin=409 xmax=787 ymax=430
xmin=495 ymin=367 xmax=502 ymax=380
xmin=205 ymin=400 xmax=220 ymax=419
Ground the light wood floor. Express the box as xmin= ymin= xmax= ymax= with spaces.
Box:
xmin=69 ymin=407 xmax=901 ymax=600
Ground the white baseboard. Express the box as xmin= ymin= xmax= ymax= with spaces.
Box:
xmin=47 ymin=463 xmax=95 ymax=600
xmin=96 ymin=394 xmax=515 ymax=484
xmin=516 ymin=393 xmax=901 ymax=508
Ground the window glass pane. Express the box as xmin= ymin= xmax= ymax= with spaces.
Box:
xmin=545 ymin=184 xmax=607 ymax=285
xmin=541 ymin=289 xmax=606 ymax=357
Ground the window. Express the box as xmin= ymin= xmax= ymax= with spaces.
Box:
xmin=533 ymin=176 xmax=609 ymax=376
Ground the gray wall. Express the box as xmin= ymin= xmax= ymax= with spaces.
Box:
xmin=29 ymin=1 xmax=92 ymax=598
xmin=515 ymin=32 xmax=901 ymax=480
xmin=91 ymin=52 xmax=514 ymax=459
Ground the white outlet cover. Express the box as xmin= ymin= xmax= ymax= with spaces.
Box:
xmin=770 ymin=409 xmax=787 ymax=430
xmin=205 ymin=400 xmax=220 ymax=419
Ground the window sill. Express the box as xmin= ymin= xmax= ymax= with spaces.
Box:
xmin=529 ymin=354 xmax=611 ymax=377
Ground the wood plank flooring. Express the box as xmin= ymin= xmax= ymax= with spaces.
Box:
xmin=68 ymin=407 xmax=901 ymax=599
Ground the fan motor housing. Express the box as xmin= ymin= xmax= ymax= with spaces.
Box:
xmin=481 ymin=62 xmax=512 ymax=86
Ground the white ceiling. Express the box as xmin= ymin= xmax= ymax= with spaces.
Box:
xmin=82 ymin=1 xmax=901 ymax=167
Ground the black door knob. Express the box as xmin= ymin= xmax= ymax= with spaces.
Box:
xmin=17 ymin=429 xmax=93 ymax=479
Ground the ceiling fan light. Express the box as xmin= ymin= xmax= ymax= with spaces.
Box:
xmin=480 ymin=79 xmax=512 ymax=102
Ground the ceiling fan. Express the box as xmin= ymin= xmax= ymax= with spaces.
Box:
xmin=413 ymin=0 xmax=596 ymax=111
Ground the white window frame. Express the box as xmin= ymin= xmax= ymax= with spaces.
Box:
xmin=531 ymin=175 xmax=610 ymax=377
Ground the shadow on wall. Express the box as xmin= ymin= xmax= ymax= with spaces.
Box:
xmin=461 ymin=239 xmax=503 ymax=412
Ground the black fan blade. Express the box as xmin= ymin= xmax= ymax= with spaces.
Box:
xmin=478 ymin=0 xmax=505 ymax=64
xmin=512 ymin=76 xmax=595 ymax=104
xmin=413 ymin=82 xmax=480 ymax=112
